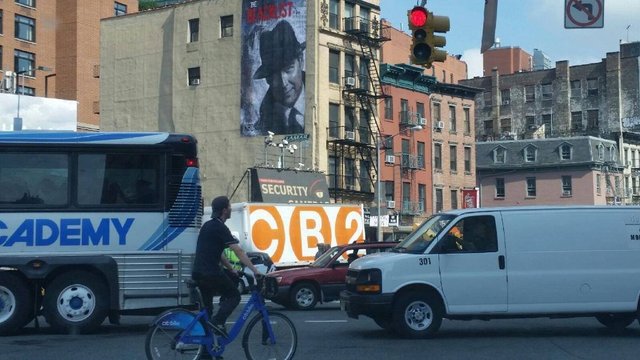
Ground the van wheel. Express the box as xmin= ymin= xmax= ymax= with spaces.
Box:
xmin=0 ymin=272 xmax=34 ymax=335
xmin=290 ymin=283 xmax=318 ymax=310
xmin=595 ymin=313 xmax=636 ymax=330
xmin=43 ymin=271 xmax=109 ymax=334
xmin=392 ymin=291 xmax=443 ymax=339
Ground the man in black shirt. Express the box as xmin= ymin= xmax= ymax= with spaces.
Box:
xmin=192 ymin=196 xmax=263 ymax=337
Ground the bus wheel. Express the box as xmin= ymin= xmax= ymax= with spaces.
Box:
xmin=0 ymin=272 xmax=34 ymax=335
xmin=43 ymin=271 xmax=109 ymax=334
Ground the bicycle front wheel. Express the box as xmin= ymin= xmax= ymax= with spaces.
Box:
xmin=242 ymin=311 xmax=297 ymax=360
xmin=145 ymin=309 xmax=205 ymax=360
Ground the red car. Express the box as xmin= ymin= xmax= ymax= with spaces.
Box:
xmin=266 ymin=241 xmax=398 ymax=310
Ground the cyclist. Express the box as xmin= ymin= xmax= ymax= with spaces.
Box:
xmin=192 ymin=196 xmax=264 ymax=340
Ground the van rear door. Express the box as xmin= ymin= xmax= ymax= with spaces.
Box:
xmin=435 ymin=214 xmax=507 ymax=313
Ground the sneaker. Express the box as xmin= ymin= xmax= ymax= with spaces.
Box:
xmin=208 ymin=321 xmax=229 ymax=338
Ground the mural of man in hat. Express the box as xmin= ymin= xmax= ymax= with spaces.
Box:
xmin=253 ymin=20 xmax=305 ymax=135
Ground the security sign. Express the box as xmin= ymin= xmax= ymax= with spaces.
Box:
xmin=565 ymin=0 xmax=604 ymax=29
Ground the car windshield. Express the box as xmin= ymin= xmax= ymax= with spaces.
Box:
xmin=393 ymin=213 xmax=457 ymax=253
xmin=311 ymin=246 xmax=342 ymax=267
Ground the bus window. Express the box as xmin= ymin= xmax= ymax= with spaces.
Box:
xmin=0 ymin=152 xmax=68 ymax=206
xmin=77 ymin=153 xmax=160 ymax=206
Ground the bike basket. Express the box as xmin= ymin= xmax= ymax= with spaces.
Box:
xmin=260 ymin=276 xmax=278 ymax=298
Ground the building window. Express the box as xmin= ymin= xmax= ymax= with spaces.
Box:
xmin=560 ymin=144 xmax=572 ymax=160
xmin=570 ymin=80 xmax=581 ymax=97
xmin=526 ymin=116 xmax=535 ymax=130
xmin=432 ymin=102 xmax=441 ymax=123
xmin=596 ymin=174 xmax=601 ymax=194
xmin=359 ymin=7 xmax=370 ymax=34
xmin=0 ymin=46 xmax=3 ymax=69
xmin=525 ymin=85 xmax=535 ymax=102
xmin=434 ymin=143 xmax=442 ymax=170
xmin=1 ymin=10 xmax=4 ymax=35
xmin=449 ymin=145 xmax=457 ymax=173
xmin=15 ymin=14 xmax=35 ymax=42
xmin=493 ymin=147 xmax=506 ymax=164
xmin=526 ymin=177 xmax=537 ymax=197
xmin=542 ymin=114 xmax=552 ymax=135
xmin=418 ymin=184 xmax=426 ymax=213
xmin=435 ymin=188 xmax=443 ymax=213
xmin=416 ymin=102 xmax=425 ymax=122
xmin=587 ymin=110 xmax=599 ymax=130
xmin=345 ymin=158 xmax=355 ymax=187
xmin=14 ymin=49 xmax=35 ymax=74
xmin=18 ymin=86 xmax=34 ymax=96
xmin=417 ymin=141 xmax=425 ymax=168
xmin=597 ymin=144 xmax=605 ymax=160
xmin=541 ymin=83 xmax=553 ymax=101
xmin=500 ymin=118 xmax=511 ymax=133
xmin=188 ymin=18 xmax=199 ymax=42
xmin=463 ymin=108 xmax=471 ymax=133
xmin=399 ymin=99 xmax=410 ymax=124
xmin=343 ymin=2 xmax=354 ymax=31
xmin=501 ymin=88 xmax=511 ymax=105
xmin=329 ymin=103 xmax=339 ymax=138
xmin=587 ymin=78 xmax=598 ymax=96
xmin=524 ymin=146 xmax=537 ymax=162
xmin=571 ymin=111 xmax=582 ymax=130
xmin=483 ymin=91 xmax=492 ymax=106
xmin=329 ymin=0 xmax=339 ymax=30
xmin=402 ymin=182 xmax=411 ymax=212
xmin=384 ymin=181 xmax=394 ymax=202
xmin=464 ymin=146 xmax=471 ymax=173
xmin=329 ymin=50 xmax=340 ymax=84
xmin=187 ymin=67 xmax=200 ymax=86
xmin=449 ymin=105 xmax=456 ymax=132
xmin=450 ymin=190 xmax=458 ymax=209
xmin=16 ymin=0 xmax=35 ymax=8
xmin=220 ymin=15 xmax=233 ymax=37
xmin=344 ymin=53 xmax=355 ymax=79
xmin=384 ymin=97 xmax=393 ymax=119
xmin=114 ymin=2 xmax=127 ymax=16
xmin=562 ymin=176 xmax=572 ymax=196
xmin=484 ymin=120 xmax=493 ymax=136
xmin=327 ymin=156 xmax=337 ymax=188
xmin=496 ymin=178 xmax=505 ymax=198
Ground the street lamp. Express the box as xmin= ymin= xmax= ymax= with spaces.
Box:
xmin=15 ymin=65 xmax=52 ymax=130
xmin=376 ymin=124 xmax=422 ymax=242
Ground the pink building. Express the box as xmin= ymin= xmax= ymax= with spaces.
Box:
xmin=477 ymin=137 xmax=625 ymax=206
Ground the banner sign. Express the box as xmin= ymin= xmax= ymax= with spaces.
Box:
xmin=251 ymin=167 xmax=330 ymax=203
xmin=462 ymin=188 xmax=480 ymax=208
xmin=240 ymin=0 xmax=307 ymax=137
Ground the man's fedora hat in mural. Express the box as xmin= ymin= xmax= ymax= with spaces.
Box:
xmin=253 ymin=20 xmax=306 ymax=79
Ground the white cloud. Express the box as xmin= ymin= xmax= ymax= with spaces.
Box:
xmin=461 ymin=49 xmax=484 ymax=79
xmin=0 ymin=93 xmax=77 ymax=131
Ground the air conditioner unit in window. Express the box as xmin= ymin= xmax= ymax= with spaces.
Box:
xmin=435 ymin=121 xmax=445 ymax=130
xmin=417 ymin=116 xmax=426 ymax=126
xmin=344 ymin=131 xmax=356 ymax=140
xmin=386 ymin=200 xmax=395 ymax=209
xmin=191 ymin=79 xmax=201 ymax=85
xmin=562 ymin=190 xmax=572 ymax=196
xmin=345 ymin=77 xmax=356 ymax=87
xmin=502 ymin=100 xmax=510 ymax=105
xmin=385 ymin=155 xmax=395 ymax=164
xmin=346 ymin=184 xmax=356 ymax=191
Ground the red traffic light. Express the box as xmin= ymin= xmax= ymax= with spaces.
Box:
xmin=409 ymin=7 xmax=428 ymax=28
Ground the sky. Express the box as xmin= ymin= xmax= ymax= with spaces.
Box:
xmin=379 ymin=0 xmax=640 ymax=78
xmin=0 ymin=93 xmax=77 ymax=131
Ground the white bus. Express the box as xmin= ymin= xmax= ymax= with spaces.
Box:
xmin=0 ymin=132 xmax=203 ymax=335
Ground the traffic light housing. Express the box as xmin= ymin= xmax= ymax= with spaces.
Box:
xmin=408 ymin=6 xmax=450 ymax=68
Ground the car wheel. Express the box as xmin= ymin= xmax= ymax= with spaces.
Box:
xmin=290 ymin=283 xmax=318 ymax=310
xmin=392 ymin=291 xmax=443 ymax=339
xmin=43 ymin=271 xmax=109 ymax=334
xmin=595 ymin=313 xmax=636 ymax=331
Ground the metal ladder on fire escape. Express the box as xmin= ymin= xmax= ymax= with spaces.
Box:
xmin=338 ymin=16 xmax=390 ymax=201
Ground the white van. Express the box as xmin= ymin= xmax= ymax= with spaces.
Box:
xmin=340 ymin=206 xmax=640 ymax=338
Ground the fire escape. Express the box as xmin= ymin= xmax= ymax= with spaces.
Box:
xmin=327 ymin=15 xmax=390 ymax=203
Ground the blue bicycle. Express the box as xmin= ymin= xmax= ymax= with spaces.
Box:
xmin=145 ymin=274 xmax=297 ymax=360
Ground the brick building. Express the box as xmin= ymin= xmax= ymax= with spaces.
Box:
xmin=462 ymin=41 xmax=640 ymax=205
xmin=0 ymin=0 xmax=138 ymax=131
xmin=482 ymin=45 xmax=531 ymax=76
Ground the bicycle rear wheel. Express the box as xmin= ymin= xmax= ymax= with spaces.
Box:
xmin=145 ymin=309 xmax=205 ymax=360
xmin=242 ymin=311 xmax=297 ymax=360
